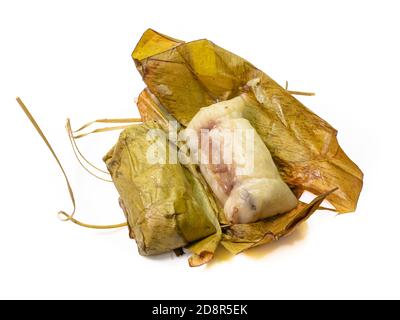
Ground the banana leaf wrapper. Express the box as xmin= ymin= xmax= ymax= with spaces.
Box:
xmin=136 ymin=90 xmax=336 ymax=256
xmin=221 ymin=189 xmax=336 ymax=254
xmin=137 ymin=88 xmax=230 ymax=225
xmin=132 ymin=29 xmax=363 ymax=214
xmin=135 ymin=95 xmax=225 ymax=265
xmin=104 ymin=122 xmax=221 ymax=259
xmin=132 ymin=29 xmax=363 ymax=260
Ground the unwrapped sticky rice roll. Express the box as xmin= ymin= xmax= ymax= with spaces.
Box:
xmin=184 ymin=95 xmax=298 ymax=224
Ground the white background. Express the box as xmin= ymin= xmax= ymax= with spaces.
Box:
xmin=0 ymin=0 xmax=399 ymax=299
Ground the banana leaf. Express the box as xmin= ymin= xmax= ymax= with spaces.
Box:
xmin=104 ymin=122 xmax=220 ymax=258
xmin=136 ymin=92 xmax=224 ymax=265
xmin=136 ymin=86 xmax=336 ymax=259
xmin=16 ymin=30 xmax=363 ymax=267
xmin=221 ymin=189 xmax=336 ymax=254
xmin=132 ymin=29 xmax=363 ymax=214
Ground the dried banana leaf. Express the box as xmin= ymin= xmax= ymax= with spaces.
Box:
xmin=136 ymin=87 xmax=230 ymax=225
xmin=136 ymin=91 xmax=224 ymax=266
xmin=132 ymin=29 xmax=363 ymax=213
xmin=136 ymin=88 xmax=173 ymax=131
xmin=16 ymin=30 xmax=363 ymax=268
xmin=136 ymin=90 xmax=338 ymax=258
xmin=104 ymin=122 xmax=219 ymax=256
xmin=221 ymin=189 xmax=336 ymax=254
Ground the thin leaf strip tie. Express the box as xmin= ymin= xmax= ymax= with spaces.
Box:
xmin=66 ymin=117 xmax=143 ymax=181
xmin=287 ymin=90 xmax=315 ymax=96
xmin=66 ymin=119 xmax=113 ymax=181
xmin=57 ymin=212 xmax=128 ymax=229
xmin=285 ymin=80 xmax=315 ymax=96
xmin=73 ymin=118 xmax=142 ymax=133
xmin=73 ymin=125 xmax=137 ymax=139
xmin=15 ymin=97 xmax=128 ymax=229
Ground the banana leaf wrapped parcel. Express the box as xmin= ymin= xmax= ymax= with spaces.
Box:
xmin=131 ymin=29 xmax=363 ymax=259
xmin=132 ymin=29 xmax=363 ymax=214
xmin=16 ymin=29 xmax=363 ymax=267
xmin=104 ymin=122 xmax=221 ymax=259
